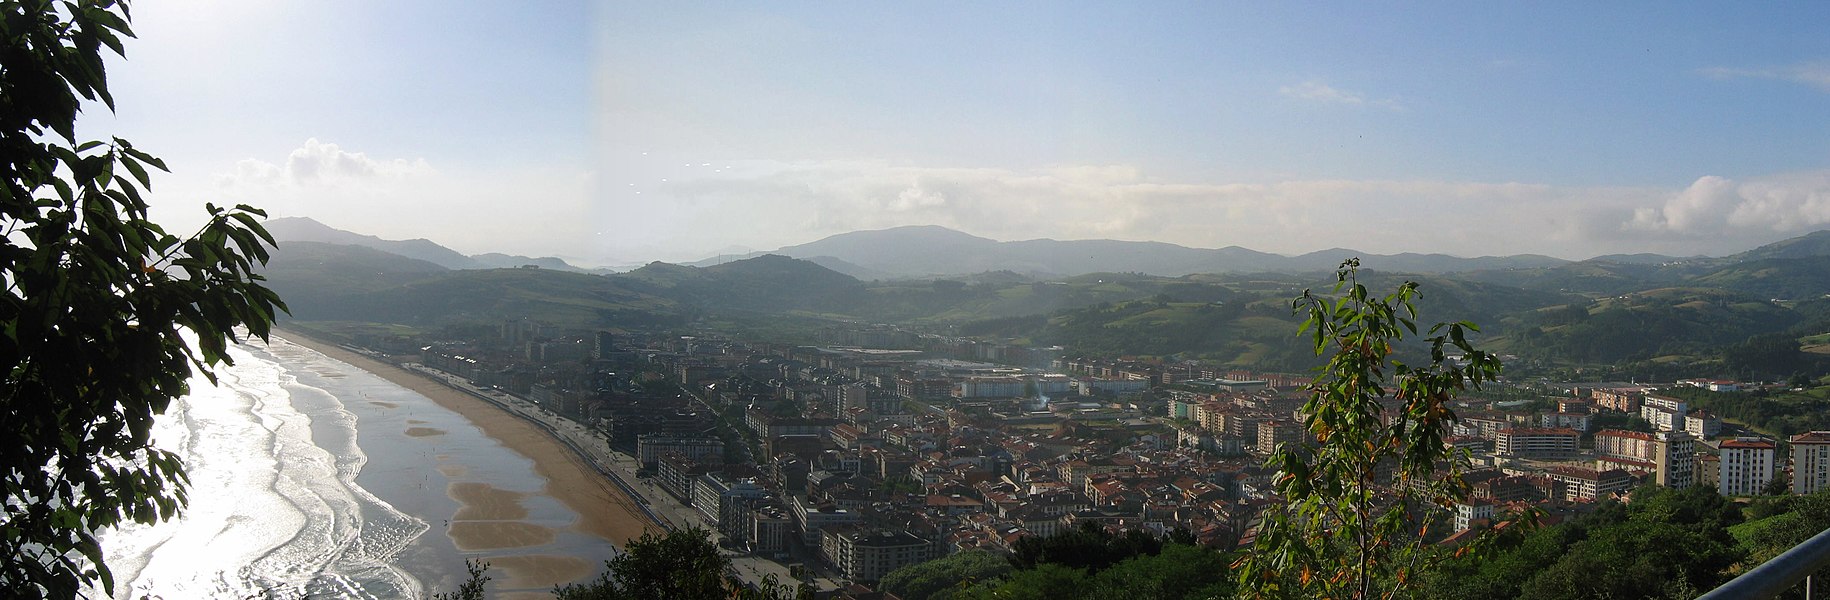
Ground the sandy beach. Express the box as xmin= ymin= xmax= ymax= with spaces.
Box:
xmin=275 ymin=329 xmax=660 ymax=595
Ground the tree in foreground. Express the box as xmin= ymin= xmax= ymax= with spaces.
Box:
xmin=0 ymin=0 xmax=284 ymax=597
xmin=552 ymin=528 xmax=809 ymax=600
xmin=1235 ymin=260 xmax=1502 ymax=599
xmin=877 ymin=550 xmax=1011 ymax=600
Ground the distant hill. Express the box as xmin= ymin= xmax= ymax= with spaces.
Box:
xmin=470 ymin=253 xmax=588 ymax=271
xmin=1690 ymin=256 xmax=1830 ymax=301
xmin=1500 ymin=287 xmax=1800 ymax=363
xmin=614 ymin=254 xmax=866 ymax=314
xmin=266 ymin=217 xmax=478 ymax=269
xmin=731 ymin=225 xmax=1571 ymax=278
xmin=1731 ymin=230 xmax=1830 ymax=262
xmin=1455 ymin=258 xmax=1710 ymax=295
xmin=252 ymin=218 xmax=1830 ymax=372
xmin=1589 ymin=253 xmax=1696 ymax=265
xmin=259 ymin=241 xmax=448 ymax=320
xmin=265 ymin=217 xmax=586 ymax=272
xmin=261 ymin=241 xmax=677 ymax=328
xmin=326 ymin=268 xmax=680 ymax=329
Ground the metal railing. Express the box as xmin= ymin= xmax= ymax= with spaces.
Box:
xmin=1698 ymin=527 xmax=1830 ymax=599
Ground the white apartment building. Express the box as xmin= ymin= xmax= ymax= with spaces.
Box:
xmin=1641 ymin=395 xmax=1688 ymax=432
xmin=1793 ymin=432 xmax=1830 ymax=495
xmin=1719 ymin=437 xmax=1777 ymax=497
xmin=1454 ymin=499 xmax=1494 ymax=531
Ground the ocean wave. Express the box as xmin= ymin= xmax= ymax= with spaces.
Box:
xmin=102 ymin=340 xmax=430 ymax=599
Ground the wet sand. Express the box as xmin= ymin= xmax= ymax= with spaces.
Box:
xmin=404 ymin=426 xmax=447 ymax=437
xmin=274 ymin=329 xmax=659 ymax=594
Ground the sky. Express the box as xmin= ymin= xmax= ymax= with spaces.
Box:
xmin=103 ymin=1 xmax=1830 ymax=266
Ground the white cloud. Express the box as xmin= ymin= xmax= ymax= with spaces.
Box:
xmin=630 ymin=160 xmax=1830 ymax=261
xmin=1280 ymin=80 xmax=1363 ymax=104
xmin=1279 ymin=80 xmax=1404 ymax=110
xmin=1629 ymin=172 xmax=1830 ymax=234
xmin=216 ymin=138 xmax=434 ymax=188
xmin=177 ymin=143 xmax=1830 ymax=265
xmin=166 ymin=140 xmax=593 ymax=260
xmin=1699 ymin=61 xmax=1830 ymax=93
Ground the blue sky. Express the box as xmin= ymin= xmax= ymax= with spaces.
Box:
xmin=107 ymin=2 xmax=1830 ymax=265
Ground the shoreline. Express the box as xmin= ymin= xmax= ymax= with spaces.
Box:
xmin=269 ymin=328 xmax=661 ymax=594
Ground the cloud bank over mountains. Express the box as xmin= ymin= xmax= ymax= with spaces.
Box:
xmin=185 ymin=139 xmax=1830 ymax=265
xmin=649 ymin=157 xmax=1830 ymax=261
xmin=197 ymin=139 xmax=593 ymax=261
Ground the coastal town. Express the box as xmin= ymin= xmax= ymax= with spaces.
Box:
xmin=304 ymin=317 xmax=1830 ymax=598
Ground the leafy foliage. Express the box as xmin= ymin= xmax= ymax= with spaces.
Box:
xmin=431 ymin=560 xmax=491 ymax=600
xmin=1007 ymin=520 xmax=1166 ymax=573
xmin=1427 ymin=486 xmax=1747 ymax=600
xmin=1724 ymin=332 xmax=1815 ymax=380
xmin=0 ymin=0 xmax=284 ymax=596
xmin=552 ymin=528 xmax=808 ymax=600
xmin=950 ymin=543 xmax=1234 ymax=600
xmin=1237 ymin=260 xmax=1502 ymax=599
xmin=878 ymin=550 xmax=1011 ymax=600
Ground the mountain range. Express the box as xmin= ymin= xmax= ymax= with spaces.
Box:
xmin=692 ymin=224 xmax=1599 ymax=278
xmin=264 ymin=217 xmax=590 ymax=272
xmin=254 ymin=216 xmax=1830 ymax=372
xmin=270 ymin=216 xmax=1830 ymax=282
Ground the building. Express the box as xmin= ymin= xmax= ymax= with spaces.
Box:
xmin=1495 ymin=427 xmax=1580 ymax=459
xmin=1256 ymin=419 xmax=1305 ymax=455
xmin=1642 ymin=407 xmax=1682 ymax=433
xmin=1685 ymin=410 xmax=1723 ymax=439
xmin=1654 ymin=430 xmax=1697 ymax=489
xmin=1592 ymin=388 xmax=1642 ymax=413
xmin=751 ymin=505 xmax=793 ymax=557
xmin=1454 ymin=499 xmax=1494 ymax=531
xmin=1597 ymin=429 xmax=1695 ymax=489
xmin=657 ymin=452 xmax=722 ymax=500
xmin=1641 ymin=395 xmax=1688 ymax=432
xmin=1792 ymin=431 xmax=1830 ymax=495
xmin=1539 ymin=412 xmax=1592 ymax=432
xmin=954 ymin=376 xmax=1027 ymax=399
xmin=1680 ymin=378 xmax=1742 ymax=393
xmin=1594 ymin=429 xmax=1658 ymax=464
xmin=691 ymin=474 xmax=770 ymax=539
xmin=636 ymin=434 xmax=725 ymax=467
xmin=591 ymin=330 xmax=615 ymax=359
xmin=1545 ymin=466 xmax=1634 ymax=500
xmin=895 ymin=375 xmax=953 ymax=402
xmin=1719 ymin=437 xmax=1777 ymax=497
xmin=1697 ymin=453 xmax=1720 ymax=490
xmin=1457 ymin=415 xmax=1510 ymax=441
xmin=820 ymin=528 xmax=938 ymax=583
xmin=790 ymin=495 xmax=861 ymax=545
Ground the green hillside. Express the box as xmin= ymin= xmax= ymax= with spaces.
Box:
xmin=260 ymin=241 xmax=448 ymax=321
xmin=614 ymin=254 xmax=866 ymax=315
xmin=1454 ymin=258 xmax=1711 ymax=296
xmin=319 ymin=268 xmax=680 ymax=330
xmin=1688 ymin=256 xmax=1830 ymax=301
xmin=260 ymin=231 xmax=1830 ymax=375
xmin=1502 ymin=287 xmax=1800 ymax=364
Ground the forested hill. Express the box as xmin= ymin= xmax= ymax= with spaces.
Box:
xmin=261 ymin=223 xmax=1830 ymax=375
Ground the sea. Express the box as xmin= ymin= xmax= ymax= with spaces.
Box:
xmin=98 ymin=337 xmax=615 ymax=599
